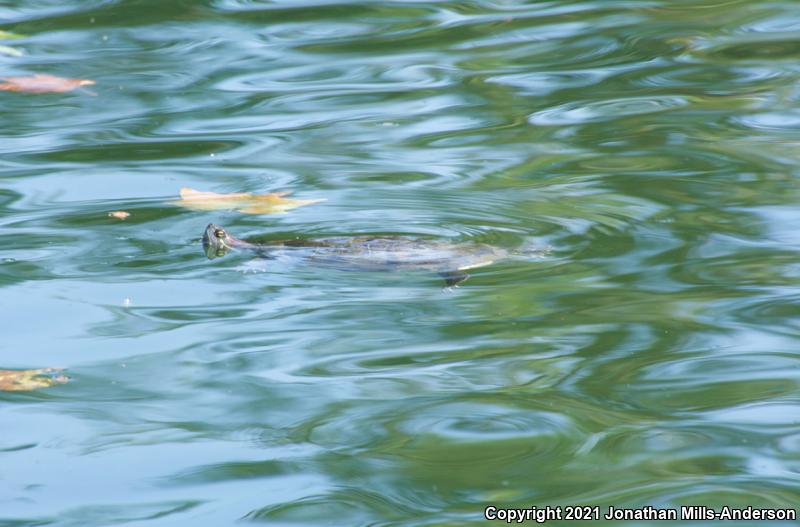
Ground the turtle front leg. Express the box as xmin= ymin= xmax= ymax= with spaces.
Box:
xmin=439 ymin=271 xmax=470 ymax=288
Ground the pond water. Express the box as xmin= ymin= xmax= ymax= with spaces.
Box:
xmin=2 ymin=0 xmax=800 ymax=525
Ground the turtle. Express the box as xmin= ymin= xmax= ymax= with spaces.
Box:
xmin=202 ymin=223 xmax=511 ymax=286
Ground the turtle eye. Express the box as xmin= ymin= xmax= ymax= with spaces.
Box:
xmin=215 ymin=229 xmax=226 ymax=239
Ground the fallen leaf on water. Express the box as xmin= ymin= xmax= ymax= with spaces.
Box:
xmin=0 ymin=74 xmax=95 ymax=94
xmin=171 ymin=187 xmax=325 ymax=214
xmin=0 ymin=30 xmax=26 ymax=40
xmin=108 ymin=210 xmax=131 ymax=220
xmin=0 ymin=368 xmax=69 ymax=392
xmin=0 ymin=45 xmax=23 ymax=57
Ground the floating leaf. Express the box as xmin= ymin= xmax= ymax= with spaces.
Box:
xmin=0 ymin=45 xmax=23 ymax=57
xmin=171 ymin=187 xmax=325 ymax=214
xmin=0 ymin=74 xmax=95 ymax=94
xmin=108 ymin=210 xmax=131 ymax=220
xmin=0 ymin=368 xmax=68 ymax=392
xmin=0 ymin=30 xmax=26 ymax=40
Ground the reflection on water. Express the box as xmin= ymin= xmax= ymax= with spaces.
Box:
xmin=2 ymin=0 xmax=800 ymax=525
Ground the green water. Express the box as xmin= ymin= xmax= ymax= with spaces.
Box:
xmin=2 ymin=0 xmax=800 ymax=525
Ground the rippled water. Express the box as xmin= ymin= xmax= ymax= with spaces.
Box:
xmin=2 ymin=0 xmax=800 ymax=525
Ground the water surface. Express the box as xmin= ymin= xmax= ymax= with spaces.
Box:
xmin=2 ymin=0 xmax=799 ymax=525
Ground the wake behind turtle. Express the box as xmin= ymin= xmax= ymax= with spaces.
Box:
xmin=202 ymin=224 xmax=513 ymax=286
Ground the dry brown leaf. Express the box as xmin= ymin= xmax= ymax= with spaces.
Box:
xmin=172 ymin=187 xmax=325 ymax=214
xmin=0 ymin=368 xmax=69 ymax=392
xmin=108 ymin=211 xmax=131 ymax=220
xmin=0 ymin=74 xmax=95 ymax=94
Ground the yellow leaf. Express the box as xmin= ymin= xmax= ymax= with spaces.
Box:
xmin=171 ymin=187 xmax=325 ymax=214
xmin=0 ymin=368 xmax=68 ymax=392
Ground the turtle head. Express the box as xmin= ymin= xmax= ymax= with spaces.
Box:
xmin=203 ymin=223 xmax=232 ymax=259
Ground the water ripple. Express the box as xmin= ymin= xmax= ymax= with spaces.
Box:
xmin=3 ymin=0 xmax=800 ymax=524
xmin=529 ymin=95 xmax=691 ymax=125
